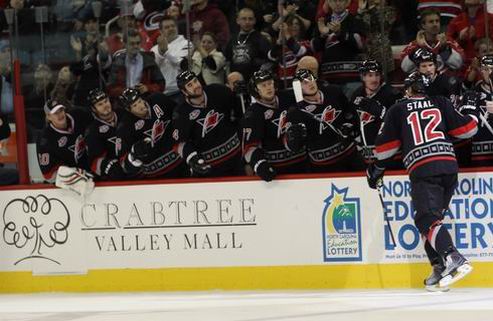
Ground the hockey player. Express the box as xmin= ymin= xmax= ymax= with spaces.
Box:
xmin=351 ymin=60 xmax=403 ymax=168
xmin=116 ymin=88 xmax=186 ymax=178
xmin=286 ymin=68 xmax=363 ymax=172
xmin=241 ymin=69 xmax=307 ymax=181
xmin=85 ymin=89 xmax=128 ymax=180
xmin=412 ymin=48 xmax=461 ymax=103
xmin=173 ymin=70 xmax=242 ymax=177
xmin=467 ymin=54 xmax=493 ymax=166
xmin=36 ymin=99 xmax=93 ymax=181
xmin=367 ymin=71 xmax=478 ymax=290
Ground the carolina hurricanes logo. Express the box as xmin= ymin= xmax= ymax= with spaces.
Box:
xmin=143 ymin=12 xmax=164 ymax=31
xmin=358 ymin=110 xmax=375 ymax=126
xmin=68 ymin=135 xmax=86 ymax=161
xmin=272 ymin=110 xmax=289 ymax=138
xmin=144 ymin=119 xmax=169 ymax=144
xmin=314 ymin=106 xmax=341 ymax=133
xmin=197 ymin=109 xmax=224 ymax=138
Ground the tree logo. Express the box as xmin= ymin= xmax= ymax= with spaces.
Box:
xmin=2 ymin=195 xmax=71 ymax=265
xmin=322 ymin=184 xmax=362 ymax=262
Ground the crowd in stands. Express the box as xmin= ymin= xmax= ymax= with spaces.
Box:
xmin=0 ymin=0 xmax=492 ymax=185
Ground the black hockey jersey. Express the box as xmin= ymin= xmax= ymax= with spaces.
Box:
xmin=85 ymin=108 xmax=126 ymax=179
xmin=242 ymin=94 xmax=307 ymax=174
xmin=116 ymin=93 xmax=186 ymax=178
xmin=470 ymin=81 xmax=493 ymax=166
xmin=36 ymin=108 xmax=92 ymax=181
xmin=426 ymin=73 xmax=461 ymax=104
xmin=172 ymin=84 xmax=242 ymax=176
xmin=351 ymin=83 xmax=403 ymax=167
xmin=375 ymin=95 xmax=478 ymax=178
xmin=287 ymin=85 xmax=362 ymax=172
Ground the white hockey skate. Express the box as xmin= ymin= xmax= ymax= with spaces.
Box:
xmin=438 ymin=251 xmax=473 ymax=288
xmin=424 ymin=263 xmax=449 ymax=292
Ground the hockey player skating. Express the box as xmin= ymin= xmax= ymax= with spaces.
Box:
xmin=351 ymin=60 xmax=402 ymax=168
xmin=173 ymin=70 xmax=242 ymax=177
xmin=367 ymin=71 xmax=478 ymax=290
xmin=116 ymin=88 xmax=187 ymax=178
xmin=287 ymin=68 xmax=363 ymax=172
xmin=242 ymin=69 xmax=307 ymax=181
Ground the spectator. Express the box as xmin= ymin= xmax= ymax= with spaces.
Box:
xmin=36 ymin=99 xmax=92 ymax=181
xmin=268 ymin=14 xmax=311 ymax=88
xmin=312 ymin=0 xmax=366 ymax=97
xmin=0 ymin=111 xmax=19 ymax=185
xmin=150 ymin=16 xmax=191 ymax=102
xmin=189 ymin=0 xmax=230 ymax=50
xmin=464 ymin=38 xmax=493 ymax=88
xmin=356 ymin=0 xmax=397 ymax=75
xmin=0 ymin=42 xmax=13 ymax=116
xmin=400 ymin=9 xmax=464 ymax=74
xmin=271 ymin=0 xmax=316 ymax=35
xmin=225 ymin=7 xmax=272 ymax=81
xmin=417 ymin=0 xmax=463 ymax=29
xmin=446 ymin=0 xmax=493 ymax=65
xmin=107 ymin=29 xmax=165 ymax=98
xmin=191 ymin=32 xmax=227 ymax=85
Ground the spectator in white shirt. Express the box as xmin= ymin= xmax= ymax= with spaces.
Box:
xmin=150 ymin=16 xmax=192 ymax=102
xmin=191 ymin=32 xmax=226 ymax=85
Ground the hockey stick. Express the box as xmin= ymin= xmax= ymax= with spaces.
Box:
xmin=292 ymin=79 xmax=349 ymax=138
xmin=376 ymin=180 xmax=397 ymax=247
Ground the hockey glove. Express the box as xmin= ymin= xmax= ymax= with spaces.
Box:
xmin=354 ymin=97 xmax=386 ymax=120
xmin=458 ymin=90 xmax=480 ymax=120
xmin=340 ymin=122 xmax=359 ymax=140
xmin=286 ymin=123 xmax=307 ymax=152
xmin=366 ymin=163 xmax=385 ymax=189
xmin=254 ymin=159 xmax=276 ymax=182
xmin=101 ymin=158 xmax=125 ymax=180
xmin=188 ymin=154 xmax=211 ymax=175
xmin=130 ymin=137 xmax=153 ymax=161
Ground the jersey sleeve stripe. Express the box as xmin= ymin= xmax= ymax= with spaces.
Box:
xmin=448 ymin=119 xmax=478 ymax=139
xmin=375 ymin=140 xmax=401 ymax=160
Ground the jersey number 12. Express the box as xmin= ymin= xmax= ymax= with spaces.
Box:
xmin=406 ymin=108 xmax=445 ymax=145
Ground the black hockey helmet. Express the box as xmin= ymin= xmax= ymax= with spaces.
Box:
xmin=412 ymin=48 xmax=437 ymax=66
xmin=359 ymin=60 xmax=382 ymax=74
xmin=119 ymin=88 xmax=140 ymax=109
xmin=404 ymin=71 xmax=430 ymax=94
xmin=249 ymin=69 xmax=275 ymax=98
xmin=176 ymin=70 xmax=197 ymax=90
xmin=480 ymin=54 xmax=493 ymax=68
xmin=294 ymin=68 xmax=316 ymax=82
xmin=88 ymin=88 xmax=108 ymax=106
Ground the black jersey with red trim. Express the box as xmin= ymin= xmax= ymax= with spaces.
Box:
xmin=36 ymin=108 xmax=93 ymax=181
xmin=242 ymin=93 xmax=307 ymax=173
xmin=85 ymin=108 xmax=126 ymax=178
xmin=470 ymin=81 xmax=493 ymax=165
xmin=351 ymin=83 xmax=402 ymax=165
xmin=116 ymin=93 xmax=185 ymax=178
xmin=375 ymin=95 xmax=478 ymax=178
xmin=426 ymin=73 xmax=461 ymax=104
xmin=172 ymin=84 xmax=241 ymax=176
xmin=287 ymin=85 xmax=358 ymax=170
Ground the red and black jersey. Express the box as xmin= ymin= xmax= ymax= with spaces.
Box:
xmin=426 ymin=73 xmax=461 ymax=104
xmin=36 ymin=108 xmax=93 ymax=181
xmin=242 ymin=93 xmax=307 ymax=174
xmin=351 ymin=83 xmax=402 ymax=166
xmin=287 ymin=85 xmax=360 ymax=172
xmin=116 ymin=93 xmax=185 ymax=178
xmin=85 ymin=108 xmax=126 ymax=179
xmin=172 ymin=84 xmax=241 ymax=176
xmin=375 ymin=95 xmax=478 ymax=178
xmin=469 ymin=81 xmax=493 ymax=166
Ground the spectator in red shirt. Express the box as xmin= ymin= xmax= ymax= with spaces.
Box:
xmin=189 ymin=0 xmax=230 ymax=50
